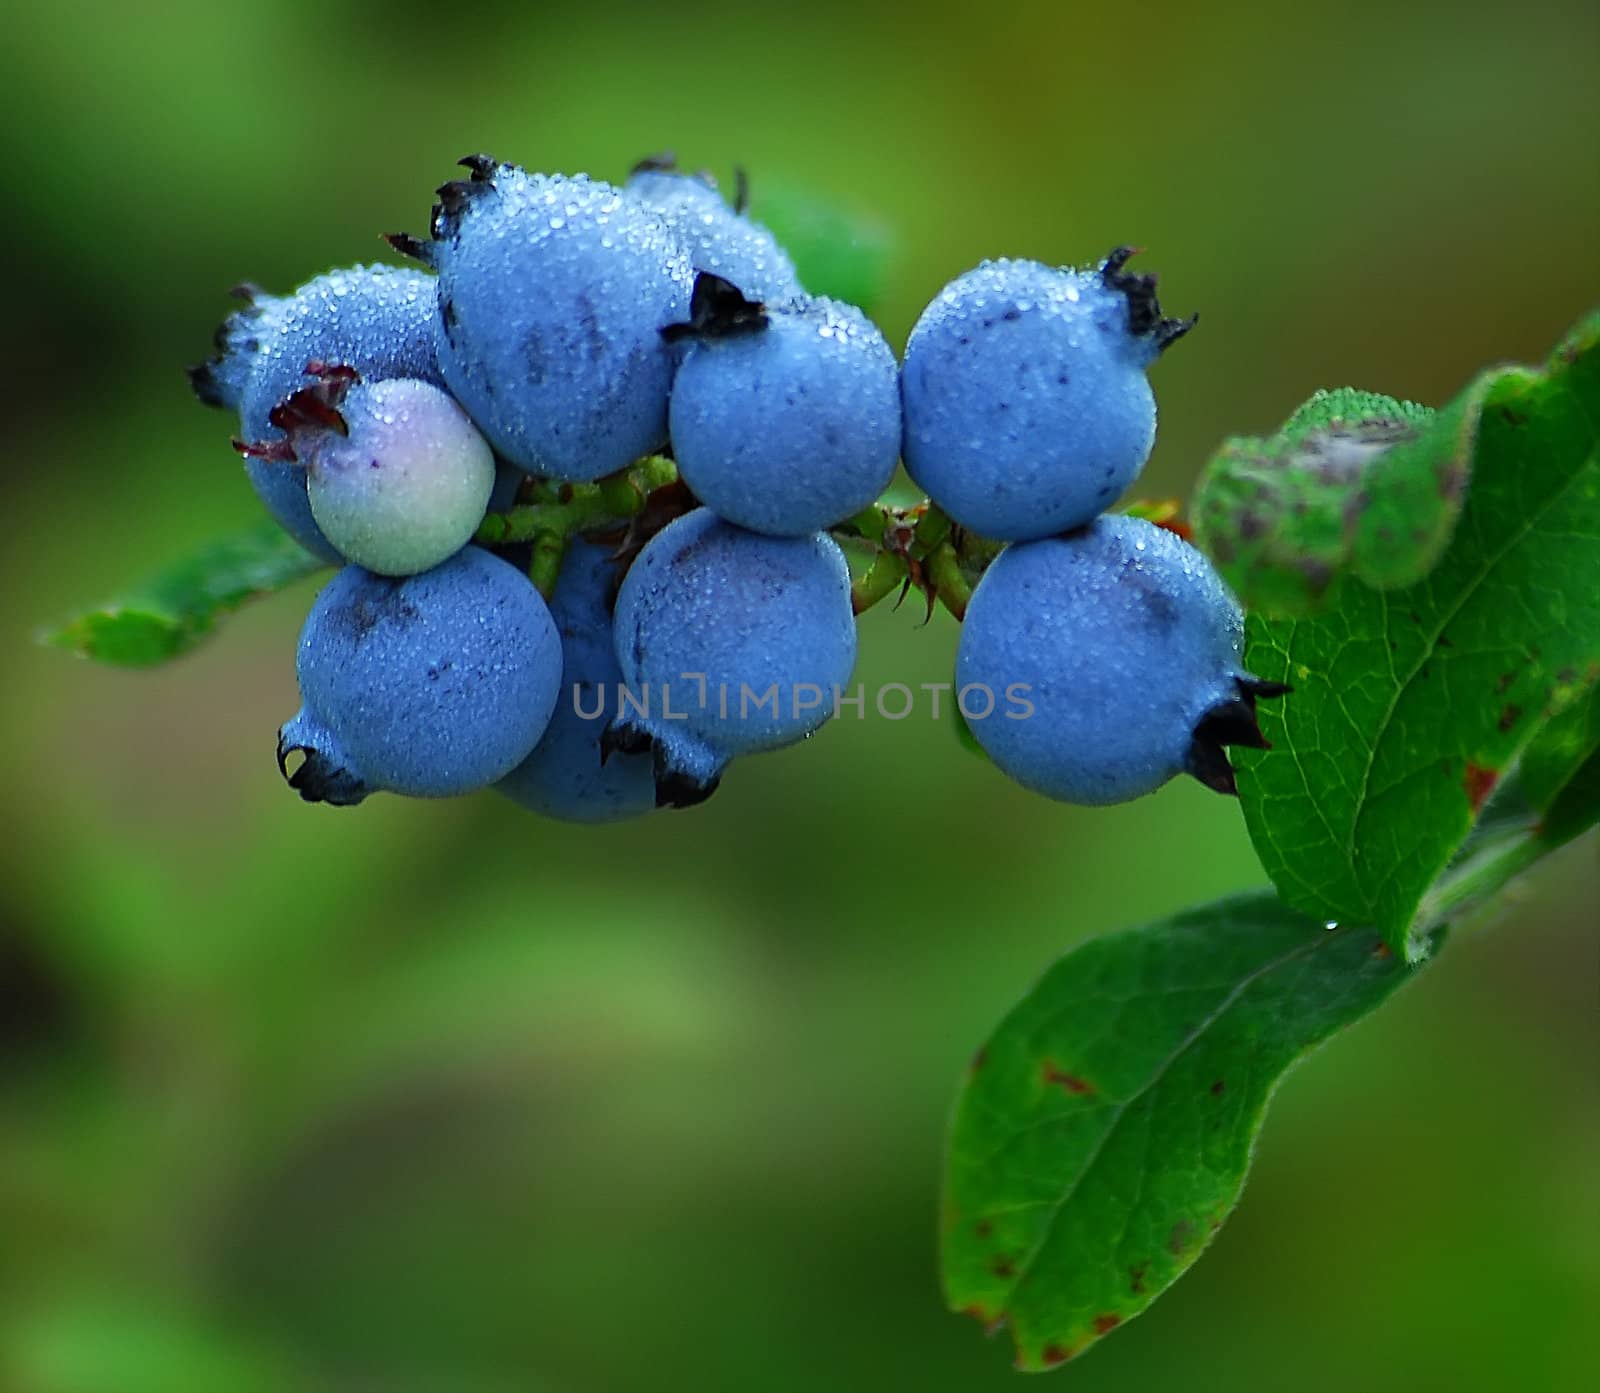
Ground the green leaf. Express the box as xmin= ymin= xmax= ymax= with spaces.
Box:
xmin=753 ymin=183 xmax=892 ymax=312
xmin=1233 ymin=313 xmax=1600 ymax=957
xmin=43 ymin=520 xmax=327 ymax=667
xmin=1194 ymin=371 xmax=1496 ymax=613
xmin=942 ymin=892 xmax=1429 ymax=1371
xmin=1514 ymin=684 xmax=1600 ymax=851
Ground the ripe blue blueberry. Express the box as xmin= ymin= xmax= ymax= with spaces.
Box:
xmin=278 ymin=546 xmax=562 ymax=804
xmin=901 ymin=249 xmax=1195 ymax=541
xmin=955 ymin=515 xmax=1287 ymax=804
xmin=497 ymin=540 xmax=656 ymax=822
xmin=625 ymin=155 xmax=803 ymax=304
xmin=609 ymin=508 xmax=857 ymax=805
xmin=663 ymin=275 xmax=901 ymax=536
xmin=189 ymin=264 xmax=442 ymax=559
xmin=236 ymin=366 xmax=495 ymax=577
xmin=391 ymin=156 xmax=692 ymax=482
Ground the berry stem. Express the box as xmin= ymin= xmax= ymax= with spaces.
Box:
xmin=925 ymin=541 xmax=972 ymax=621
xmin=475 ymin=455 xmax=680 ymax=547
xmin=475 ymin=456 xmax=997 ymax=621
xmin=1416 ymin=821 xmax=1546 ymax=934
xmin=529 ymin=530 xmax=569 ymax=600
xmin=913 ymin=504 xmax=951 ymax=552
xmin=839 ymin=503 xmax=893 ymax=546
xmin=851 ymin=550 xmax=910 ymax=615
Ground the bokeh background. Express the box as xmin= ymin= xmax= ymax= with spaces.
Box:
xmin=3 ymin=1 xmax=1598 ymax=1389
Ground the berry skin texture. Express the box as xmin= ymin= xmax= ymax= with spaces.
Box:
xmin=278 ymin=547 xmax=561 ymax=805
xmin=625 ymin=164 xmax=803 ymax=304
xmin=402 ymin=160 xmax=692 ymax=481
xmin=665 ymin=282 xmax=902 ymax=537
xmin=497 ymin=540 xmax=656 ymax=822
xmin=190 ymin=265 xmax=442 ymax=560
xmin=955 ymin=515 xmax=1284 ymax=805
xmin=900 ymin=252 xmax=1193 ymax=541
xmin=610 ymin=508 xmax=857 ymax=805
xmin=242 ymin=370 xmax=496 ymax=577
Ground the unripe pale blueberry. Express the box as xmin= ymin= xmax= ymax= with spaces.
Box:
xmin=279 ymin=547 xmax=561 ymax=804
xmin=609 ymin=508 xmax=857 ymax=805
xmin=498 ymin=540 xmax=656 ymax=822
xmin=237 ymin=367 xmax=494 ymax=577
xmin=901 ymin=250 xmax=1195 ymax=541
xmin=391 ymin=157 xmax=692 ymax=481
xmin=955 ymin=515 xmax=1287 ymax=804
xmin=189 ymin=264 xmax=442 ymax=559
xmin=664 ymin=275 xmax=901 ymax=536
xmin=625 ymin=157 xmax=803 ymax=304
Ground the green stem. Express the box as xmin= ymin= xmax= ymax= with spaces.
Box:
xmin=838 ymin=503 xmax=893 ymax=545
xmin=528 ymin=531 xmax=570 ymax=600
xmin=477 ymin=455 xmax=1004 ymax=621
xmin=851 ymin=550 xmax=910 ymax=615
xmin=1418 ymin=825 xmax=1548 ymax=929
xmin=955 ymin=527 xmax=1005 ymax=573
xmin=926 ymin=542 xmax=972 ymax=621
xmin=913 ymin=504 xmax=952 ymax=552
xmin=476 ymin=455 xmax=679 ymax=547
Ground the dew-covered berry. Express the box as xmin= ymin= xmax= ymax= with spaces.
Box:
xmin=236 ymin=366 xmax=494 ymax=577
xmin=609 ymin=508 xmax=856 ymax=805
xmin=278 ymin=547 xmax=561 ymax=805
xmin=901 ymin=250 xmax=1195 ymax=541
xmin=497 ymin=540 xmax=656 ymax=822
xmin=625 ymin=155 xmax=803 ymax=304
xmin=189 ymin=265 xmax=442 ymax=559
xmin=391 ymin=157 xmax=692 ymax=482
xmin=664 ymin=275 xmax=900 ymax=536
xmin=955 ymin=515 xmax=1287 ymax=804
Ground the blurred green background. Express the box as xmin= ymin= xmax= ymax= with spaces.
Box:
xmin=3 ymin=1 xmax=1598 ymax=1389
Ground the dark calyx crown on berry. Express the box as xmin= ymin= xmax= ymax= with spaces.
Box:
xmin=385 ymin=153 xmax=504 ymax=263
xmin=186 ymin=282 xmax=266 ymax=409
xmin=630 ymin=149 xmax=732 ymax=202
xmin=630 ymin=150 xmax=681 ymax=178
xmin=231 ymin=361 xmax=358 ymax=464
xmin=599 ymin=721 xmax=723 ymax=811
xmin=1185 ymin=675 xmax=1293 ymax=796
xmin=661 ymin=272 xmax=769 ymax=344
xmin=277 ymin=732 xmax=366 ymax=806
xmin=1100 ymin=246 xmax=1198 ymax=354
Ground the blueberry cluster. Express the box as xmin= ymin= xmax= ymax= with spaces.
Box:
xmin=190 ymin=151 xmax=1283 ymax=818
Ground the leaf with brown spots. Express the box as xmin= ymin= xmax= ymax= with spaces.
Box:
xmin=1042 ymin=1063 xmax=1096 ymax=1095
xmin=1195 ymin=314 xmax=1598 ymax=618
xmin=1463 ymin=763 xmax=1500 ymax=812
xmin=1193 ymin=389 xmax=1437 ymax=614
xmin=1232 ymin=312 xmax=1600 ymax=958
xmin=942 ymin=892 xmax=1428 ymax=1371
xmin=1515 ymin=684 xmax=1600 ymax=851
